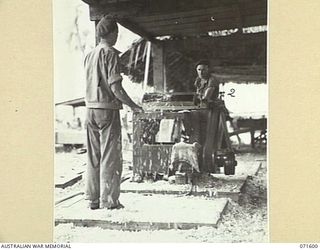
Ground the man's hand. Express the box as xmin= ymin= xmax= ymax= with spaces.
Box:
xmin=132 ymin=106 xmax=144 ymax=113
xmin=111 ymin=82 xmax=143 ymax=111
xmin=193 ymin=93 xmax=201 ymax=106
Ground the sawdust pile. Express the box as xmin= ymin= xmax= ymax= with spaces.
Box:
xmin=54 ymin=155 xmax=268 ymax=243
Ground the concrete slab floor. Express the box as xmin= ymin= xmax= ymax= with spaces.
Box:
xmin=55 ymin=193 xmax=228 ymax=231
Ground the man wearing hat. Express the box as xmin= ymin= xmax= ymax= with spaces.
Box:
xmin=84 ymin=16 xmax=143 ymax=210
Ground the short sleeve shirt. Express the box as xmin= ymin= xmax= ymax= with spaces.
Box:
xmin=84 ymin=44 xmax=123 ymax=109
xmin=105 ymin=48 xmax=123 ymax=85
xmin=194 ymin=75 xmax=220 ymax=100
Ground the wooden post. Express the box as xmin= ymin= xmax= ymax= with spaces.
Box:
xmin=143 ymin=41 xmax=151 ymax=92
xmin=95 ymin=20 xmax=99 ymax=45
xmin=219 ymin=111 xmax=233 ymax=149
xmin=250 ymin=130 xmax=255 ymax=148
xmin=152 ymin=43 xmax=165 ymax=92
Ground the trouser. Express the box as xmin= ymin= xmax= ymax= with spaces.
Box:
xmin=85 ymin=108 xmax=122 ymax=208
xmin=184 ymin=109 xmax=220 ymax=173
xmin=202 ymin=108 xmax=220 ymax=173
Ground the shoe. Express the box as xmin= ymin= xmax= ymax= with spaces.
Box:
xmin=107 ymin=203 xmax=124 ymax=210
xmin=89 ymin=202 xmax=99 ymax=210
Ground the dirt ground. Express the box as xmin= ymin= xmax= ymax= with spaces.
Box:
xmin=54 ymin=148 xmax=268 ymax=243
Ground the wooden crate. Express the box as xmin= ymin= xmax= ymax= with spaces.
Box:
xmin=132 ymin=112 xmax=184 ymax=175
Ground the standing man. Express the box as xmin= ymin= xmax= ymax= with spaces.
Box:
xmin=193 ymin=60 xmax=220 ymax=173
xmin=84 ymin=16 xmax=143 ymax=210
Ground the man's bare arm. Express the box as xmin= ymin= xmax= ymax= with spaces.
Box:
xmin=111 ymin=81 xmax=143 ymax=112
xmin=202 ymin=86 xmax=215 ymax=101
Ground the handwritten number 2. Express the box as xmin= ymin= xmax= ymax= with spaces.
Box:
xmin=228 ymin=88 xmax=236 ymax=97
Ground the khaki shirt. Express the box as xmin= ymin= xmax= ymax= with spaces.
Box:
xmin=194 ymin=75 xmax=219 ymax=101
xmin=84 ymin=43 xmax=123 ymax=109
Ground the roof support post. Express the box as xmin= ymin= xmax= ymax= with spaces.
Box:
xmin=152 ymin=42 xmax=166 ymax=93
xmin=143 ymin=41 xmax=152 ymax=92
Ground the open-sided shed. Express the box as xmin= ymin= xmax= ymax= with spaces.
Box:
xmin=82 ymin=0 xmax=267 ymax=91
xmin=81 ymin=0 xmax=267 ymax=176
